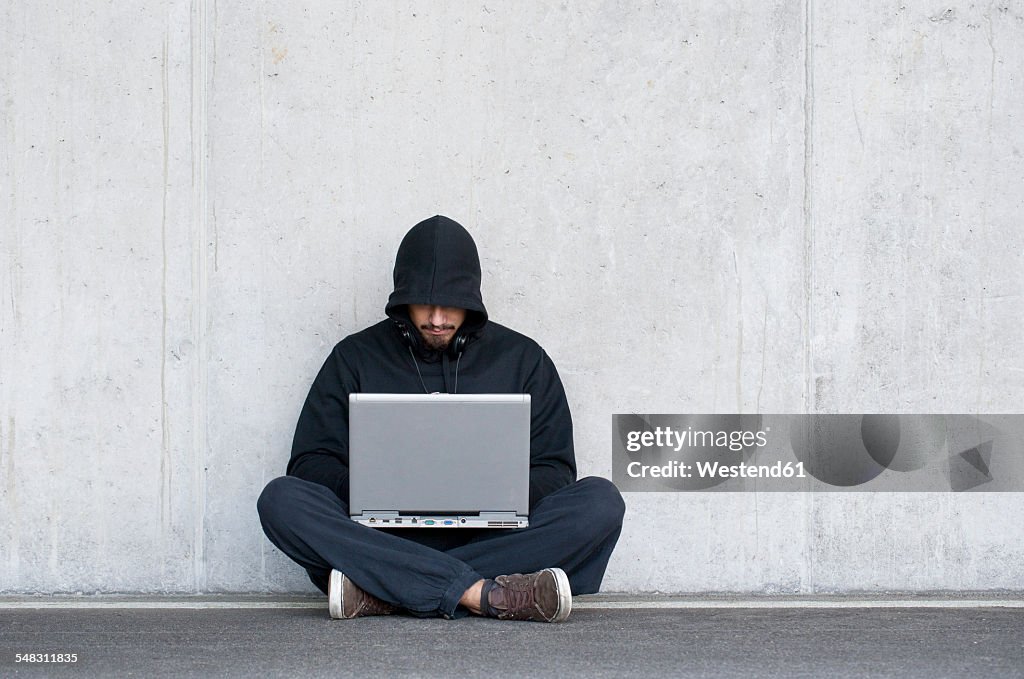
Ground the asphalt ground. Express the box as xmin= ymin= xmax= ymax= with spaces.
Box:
xmin=1 ymin=597 xmax=1022 ymax=678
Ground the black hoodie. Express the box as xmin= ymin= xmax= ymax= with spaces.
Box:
xmin=287 ymin=215 xmax=577 ymax=509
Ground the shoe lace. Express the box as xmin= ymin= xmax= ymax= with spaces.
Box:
xmin=495 ymin=576 xmax=536 ymax=618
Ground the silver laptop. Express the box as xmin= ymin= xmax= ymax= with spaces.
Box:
xmin=348 ymin=393 xmax=530 ymax=528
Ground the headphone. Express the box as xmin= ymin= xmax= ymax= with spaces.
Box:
xmin=393 ymin=320 xmax=467 ymax=358
xmin=393 ymin=320 xmax=467 ymax=394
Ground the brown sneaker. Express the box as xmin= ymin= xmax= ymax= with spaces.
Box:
xmin=328 ymin=569 xmax=398 ymax=619
xmin=485 ymin=567 xmax=572 ymax=622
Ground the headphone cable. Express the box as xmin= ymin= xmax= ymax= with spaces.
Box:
xmin=407 ymin=346 xmax=430 ymax=394
xmin=400 ymin=321 xmax=464 ymax=395
xmin=453 ymin=351 xmax=462 ymax=394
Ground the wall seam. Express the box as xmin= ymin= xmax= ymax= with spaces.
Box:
xmin=190 ymin=0 xmax=210 ymax=593
xmin=803 ymin=0 xmax=815 ymax=415
xmin=803 ymin=0 xmax=816 ymax=594
xmin=160 ymin=20 xmax=171 ymax=555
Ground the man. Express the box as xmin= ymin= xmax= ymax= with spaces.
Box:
xmin=257 ymin=215 xmax=625 ymax=622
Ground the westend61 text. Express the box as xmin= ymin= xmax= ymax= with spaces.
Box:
xmin=626 ymin=460 xmax=807 ymax=479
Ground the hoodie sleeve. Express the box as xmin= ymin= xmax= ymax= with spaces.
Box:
xmin=286 ymin=344 xmax=358 ymax=503
xmin=524 ymin=348 xmax=578 ymax=508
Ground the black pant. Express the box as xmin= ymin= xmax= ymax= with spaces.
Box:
xmin=257 ymin=475 xmax=625 ymax=618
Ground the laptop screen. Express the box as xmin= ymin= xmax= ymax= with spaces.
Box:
xmin=348 ymin=394 xmax=530 ymax=519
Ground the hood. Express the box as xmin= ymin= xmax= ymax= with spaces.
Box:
xmin=385 ymin=215 xmax=489 ymax=340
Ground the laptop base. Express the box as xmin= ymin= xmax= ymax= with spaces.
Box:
xmin=352 ymin=512 xmax=527 ymax=529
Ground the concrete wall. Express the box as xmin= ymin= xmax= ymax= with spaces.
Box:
xmin=1 ymin=1 xmax=1022 ymax=594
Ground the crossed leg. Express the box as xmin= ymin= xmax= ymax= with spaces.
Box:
xmin=257 ymin=475 xmax=625 ymax=618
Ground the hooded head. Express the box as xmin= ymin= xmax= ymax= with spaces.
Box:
xmin=386 ymin=216 xmax=489 ymax=353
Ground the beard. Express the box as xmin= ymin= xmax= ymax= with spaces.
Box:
xmin=419 ymin=327 xmax=455 ymax=351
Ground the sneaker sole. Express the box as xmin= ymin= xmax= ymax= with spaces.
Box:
xmin=328 ymin=569 xmax=344 ymax=619
xmin=543 ymin=567 xmax=573 ymax=623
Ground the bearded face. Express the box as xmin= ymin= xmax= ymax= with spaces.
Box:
xmin=407 ymin=304 xmax=467 ymax=351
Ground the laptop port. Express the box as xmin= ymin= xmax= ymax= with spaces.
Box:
xmin=443 ymin=520 xmax=454 ymax=525
xmin=395 ymin=519 xmax=403 ymax=524
xmin=424 ymin=520 xmax=435 ymax=525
